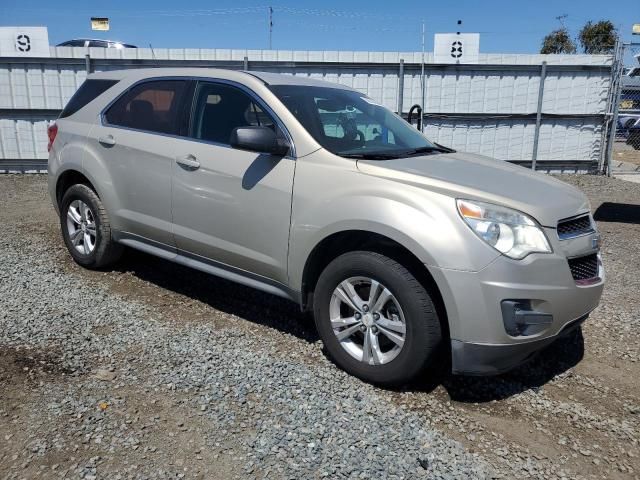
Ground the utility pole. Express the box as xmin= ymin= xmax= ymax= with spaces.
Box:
xmin=555 ymin=14 xmax=568 ymax=28
xmin=269 ymin=6 xmax=273 ymax=49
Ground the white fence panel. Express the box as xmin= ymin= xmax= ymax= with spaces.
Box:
xmin=0 ymin=48 xmax=613 ymax=169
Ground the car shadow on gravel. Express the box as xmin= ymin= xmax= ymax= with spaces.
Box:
xmin=401 ymin=330 xmax=585 ymax=402
xmin=408 ymin=329 xmax=585 ymax=403
xmin=113 ymin=249 xmax=319 ymax=343
xmin=594 ymin=202 xmax=640 ymax=224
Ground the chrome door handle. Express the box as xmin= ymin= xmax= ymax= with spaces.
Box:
xmin=98 ymin=135 xmax=116 ymax=146
xmin=175 ymin=154 xmax=200 ymax=170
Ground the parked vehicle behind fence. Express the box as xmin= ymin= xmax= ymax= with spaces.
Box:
xmin=57 ymin=39 xmax=137 ymax=48
xmin=47 ymin=69 xmax=604 ymax=385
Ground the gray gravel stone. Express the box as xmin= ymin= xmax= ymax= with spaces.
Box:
xmin=0 ymin=206 xmax=492 ymax=479
xmin=2 ymin=174 xmax=639 ymax=480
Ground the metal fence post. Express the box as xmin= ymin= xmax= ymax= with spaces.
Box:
xmin=531 ymin=61 xmax=547 ymax=171
xmin=603 ymin=41 xmax=625 ymax=176
xmin=84 ymin=53 xmax=92 ymax=74
xmin=397 ymin=59 xmax=404 ymax=115
xmin=243 ymin=56 xmax=249 ymax=71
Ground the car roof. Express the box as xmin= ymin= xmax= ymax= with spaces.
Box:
xmin=87 ymin=68 xmax=356 ymax=91
xmin=246 ymin=71 xmax=355 ymax=90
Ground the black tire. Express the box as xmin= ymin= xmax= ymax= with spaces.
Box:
xmin=313 ymin=251 xmax=442 ymax=386
xmin=60 ymin=184 xmax=123 ymax=269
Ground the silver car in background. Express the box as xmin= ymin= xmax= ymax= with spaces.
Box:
xmin=47 ymin=68 xmax=604 ymax=385
xmin=57 ymin=39 xmax=137 ymax=49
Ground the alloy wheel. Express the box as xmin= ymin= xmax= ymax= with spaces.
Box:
xmin=66 ymin=200 xmax=97 ymax=255
xmin=329 ymin=276 xmax=407 ymax=365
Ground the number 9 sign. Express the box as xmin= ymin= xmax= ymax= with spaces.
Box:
xmin=16 ymin=34 xmax=32 ymax=52
xmin=0 ymin=26 xmax=50 ymax=57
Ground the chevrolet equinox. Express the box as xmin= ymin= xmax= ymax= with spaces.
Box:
xmin=48 ymin=69 xmax=604 ymax=385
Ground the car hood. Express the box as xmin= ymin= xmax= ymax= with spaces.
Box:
xmin=356 ymin=152 xmax=589 ymax=227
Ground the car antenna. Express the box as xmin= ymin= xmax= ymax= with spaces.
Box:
xmin=149 ymin=43 xmax=156 ymax=60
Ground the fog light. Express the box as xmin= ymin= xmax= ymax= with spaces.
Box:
xmin=501 ymin=300 xmax=553 ymax=336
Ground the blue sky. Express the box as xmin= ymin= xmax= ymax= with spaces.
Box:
xmin=1 ymin=0 xmax=639 ymax=61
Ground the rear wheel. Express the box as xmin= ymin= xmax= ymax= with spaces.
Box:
xmin=313 ymin=251 xmax=442 ymax=386
xmin=60 ymin=184 xmax=123 ymax=269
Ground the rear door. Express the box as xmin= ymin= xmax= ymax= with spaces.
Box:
xmin=89 ymin=79 xmax=190 ymax=245
xmin=170 ymin=80 xmax=296 ymax=284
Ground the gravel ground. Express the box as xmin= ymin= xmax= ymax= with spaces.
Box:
xmin=0 ymin=174 xmax=639 ymax=479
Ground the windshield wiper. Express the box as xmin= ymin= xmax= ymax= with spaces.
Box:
xmin=340 ymin=152 xmax=405 ymax=160
xmin=403 ymin=145 xmax=454 ymax=156
xmin=340 ymin=144 xmax=455 ymax=160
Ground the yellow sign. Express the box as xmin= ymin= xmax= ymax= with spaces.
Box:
xmin=633 ymin=24 xmax=640 ymax=35
xmin=621 ymin=99 xmax=634 ymax=110
xmin=91 ymin=18 xmax=109 ymax=31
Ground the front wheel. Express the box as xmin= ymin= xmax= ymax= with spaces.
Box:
xmin=313 ymin=251 xmax=442 ymax=386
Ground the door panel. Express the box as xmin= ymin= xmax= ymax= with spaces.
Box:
xmin=171 ymin=80 xmax=295 ymax=284
xmin=91 ymin=79 xmax=189 ymax=245
xmin=88 ymin=124 xmax=176 ymax=244
xmin=171 ymin=140 xmax=295 ymax=284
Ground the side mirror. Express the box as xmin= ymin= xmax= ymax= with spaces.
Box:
xmin=230 ymin=126 xmax=290 ymax=156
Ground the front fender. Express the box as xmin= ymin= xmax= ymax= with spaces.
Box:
xmin=287 ymin=152 xmax=500 ymax=292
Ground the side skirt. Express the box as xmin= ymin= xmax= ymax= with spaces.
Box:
xmin=113 ymin=231 xmax=301 ymax=303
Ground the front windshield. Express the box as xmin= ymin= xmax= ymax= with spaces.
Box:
xmin=268 ymin=84 xmax=448 ymax=159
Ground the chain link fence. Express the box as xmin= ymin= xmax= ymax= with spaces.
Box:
xmin=610 ymin=43 xmax=640 ymax=174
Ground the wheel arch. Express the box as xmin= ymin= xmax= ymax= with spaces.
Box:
xmin=55 ymin=169 xmax=98 ymax=208
xmin=300 ymin=229 xmax=450 ymax=342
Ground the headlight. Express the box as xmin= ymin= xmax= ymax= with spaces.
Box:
xmin=456 ymin=199 xmax=552 ymax=259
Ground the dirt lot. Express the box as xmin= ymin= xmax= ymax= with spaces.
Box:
xmin=1 ymin=174 xmax=639 ymax=479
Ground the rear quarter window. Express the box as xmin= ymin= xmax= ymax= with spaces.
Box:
xmin=60 ymin=79 xmax=119 ymax=119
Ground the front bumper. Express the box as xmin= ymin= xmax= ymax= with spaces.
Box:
xmin=429 ymin=244 xmax=604 ymax=376
xmin=450 ymin=314 xmax=587 ymax=375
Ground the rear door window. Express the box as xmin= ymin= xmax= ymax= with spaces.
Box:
xmin=60 ymin=79 xmax=118 ymax=118
xmin=104 ymin=80 xmax=189 ymax=135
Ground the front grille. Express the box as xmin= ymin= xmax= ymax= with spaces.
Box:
xmin=557 ymin=214 xmax=594 ymax=239
xmin=568 ymin=254 xmax=599 ymax=281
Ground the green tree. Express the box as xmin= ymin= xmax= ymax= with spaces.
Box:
xmin=540 ymin=28 xmax=576 ymax=54
xmin=578 ymin=20 xmax=618 ymax=54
